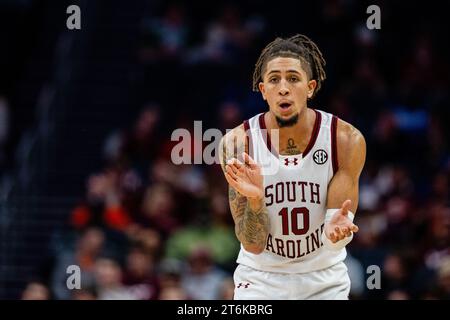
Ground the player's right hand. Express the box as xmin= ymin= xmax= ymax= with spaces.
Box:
xmin=225 ymin=152 xmax=264 ymax=200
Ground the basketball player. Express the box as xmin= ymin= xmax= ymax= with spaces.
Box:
xmin=219 ymin=34 xmax=366 ymax=299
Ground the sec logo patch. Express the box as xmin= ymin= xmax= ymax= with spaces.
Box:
xmin=313 ymin=149 xmax=328 ymax=165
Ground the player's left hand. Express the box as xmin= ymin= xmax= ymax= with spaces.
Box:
xmin=224 ymin=152 xmax=264 ymax=200
xmin=324 ymin=199 xmax=359 ymax=243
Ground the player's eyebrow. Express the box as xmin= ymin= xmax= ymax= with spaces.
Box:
xmin=267 ymin=69 xmax=302 ymax=76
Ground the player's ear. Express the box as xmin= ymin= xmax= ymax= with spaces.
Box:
xmin=258 ymin=82 xmax=267 ymax=100
xmin=307 ymin=79 xmax=317 ymax=99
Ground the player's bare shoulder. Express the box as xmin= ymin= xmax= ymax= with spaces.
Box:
xmin=336 ymin=118 xmax=366 ymax=173
xmin=219 ymin=123 xmax=248 ymax=172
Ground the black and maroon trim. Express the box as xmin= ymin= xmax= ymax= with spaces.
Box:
xmin=302 ymin=109 xmax=321 ymax=157
xmin=258 ymin=113 xmax=278 ymax=157
xmin=331 ymin=115 xmax=339 ymax=174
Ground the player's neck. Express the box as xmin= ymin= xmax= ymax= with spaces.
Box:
xmin=265 ymin=107 xmax=315 ymax=155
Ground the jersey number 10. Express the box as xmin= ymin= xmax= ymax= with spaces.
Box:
xmin=278 ymin=207 xmax=310 ymax=235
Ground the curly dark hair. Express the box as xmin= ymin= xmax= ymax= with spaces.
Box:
xmin=252 ymin=34 xmax=326 ymax=98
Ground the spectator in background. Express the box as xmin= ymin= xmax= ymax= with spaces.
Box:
xmin=94 ymin=256 xmax=136 ymax=300
xmin=150 ymin=158 xmax=207 ymax=199
xmin=119 ymin=105 xmax=162 ymax=180
xmin=387 ymin=290 xmax=410 ymax=300
xmin=186 ymin=4 xmax=265 ymax=64
xmin=219 ymin=277 xmax=235 ymax=300
xmin=70 ymin=168 xmax=133 ymax=232
xmin=122 ymin=245 xmax=160 ymax=300
xmin=50 ymin=227 xmax=105 ymax=300
xmin=71 ymin=286 xmax=98 ymax=300
xmin=429 ymin=172 xmax=449 ymax=204
xmin=125 ymin=225 xmax=162 ymax=258
xmin=344 ymin=253 xmax=366 ymax=299
xmin=164 ymin=189 xmax=239 ymax=271
xmin=139 ymin=3 xmax=189 ymax=63
xmin=134 ymin=183 xmax=180 ymax=239
xmin=21 ymin=281 xmax=50 ymax=300
xmin=424 ymin=203 xmax=449 ymax=252
xmin=157 ymin=258 xmax=189 ymax=300
xmin=380 ymin=253 xmax=411 ymax=299
xmin=436 ymin=257 xmax=450 ymax=299
xmin=158 ymin=286 xmax=189 ymax=300
xmin=180 ymin=246 xmax=228 ymax=300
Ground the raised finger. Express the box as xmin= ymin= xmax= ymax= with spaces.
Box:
xmin=230 ymin=163 xmax=239 ymax=175
xmin=351 ymin=224 xmax=359 ymax=233
xmin=243 ymin=152 xmax=258 ymax=168
xmin=226 ymin=165 xmax=239 ymax=180
xmin=329 ymin=232 xmax=337 ymax=243
xmin=344 ymin=227 xmax=352 ymax=237
xmin=230 ymin=159 xmax=245 ymax=173
xmin=224 ymin=172 xmax=239 ymax=190
xmin=336 ymin=227 xmax=346 ymax=241
xmin=334 ymin=226 xmax=343 ymax=239
xmin=229 ymin=158 xmax=243 ymax=169
xmin=341 ymin=227 xmax=350 ymax=237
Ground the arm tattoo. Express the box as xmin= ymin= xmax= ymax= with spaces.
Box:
xmin=229 ymin=187 xmax=237 ymax=201
xmin=221 ymin=132 xmax=269 ymax=251
xmin=237 ymin=201 xmax=269 ymax=248
xmin=228 ymin=187 xmax=247 ymax=215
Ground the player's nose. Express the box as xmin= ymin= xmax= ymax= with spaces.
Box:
xmin=278 ymin=80 xmax=290 ymax=96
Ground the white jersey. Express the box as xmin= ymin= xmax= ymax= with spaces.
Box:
xmin=236 ymin=109 xmax=346 ymax=273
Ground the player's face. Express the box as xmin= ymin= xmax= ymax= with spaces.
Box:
xmin=258 ymin=57 xmax=317 ymax=126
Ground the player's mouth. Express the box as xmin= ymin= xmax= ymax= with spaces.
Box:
xmin=277 ymin=100 xmax=294 ymax=114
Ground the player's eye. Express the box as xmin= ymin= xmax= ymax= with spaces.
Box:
xmin=289 ymin=77 xmax=299 ymax=82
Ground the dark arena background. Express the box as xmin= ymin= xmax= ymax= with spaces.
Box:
xmin=0 ymin=0 xmax=449 ymax=300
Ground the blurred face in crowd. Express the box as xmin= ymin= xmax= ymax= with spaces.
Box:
xmin=126 ymin=248 xmax=153 ymax=278
xmin=210 ymin=191 xmax=227 ymax=218
xmin=188 ymin=247 xmax=213 ymax=274
xmin=77 ymin=227 xmax=105 ymax=256
xmin=384 ymin=254 xmax=407 ymax=281
xmin=135 ymin=107 xmax=160 ymax=139
xmin=158 ymin=286 xmax=187 ymax=300
xmin=258 ymin=57 xmax=317 ymax=127
xmin=219 ymin=101 xmax=242 ymax=129
xmin=87 ymin=174 xmax=107 ymax=201
xmin=21 ymin=282 xmax=50 ymax=300
xmin=94 ymin=258 xmax=123 ymax=288
xmin=387 ymin=290 xmax=410 ymax=300
xmin=142 ymin=184 xmax=174 ymax=216
xmin=72 ymin=289 xmax=97 ymax=300
xmin=220 ymin=278 xmax=235 ymax=300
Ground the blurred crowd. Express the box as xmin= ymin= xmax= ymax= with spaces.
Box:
xmin=21 ymin=103 xmax=239 ymax=300
xmin=1 ymin=0 xmax=449 ymax=300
